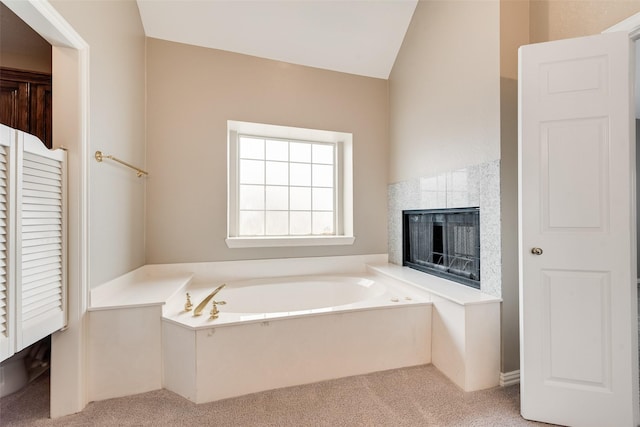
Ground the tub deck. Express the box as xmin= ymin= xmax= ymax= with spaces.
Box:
xmin=89 ymin=269 xmax=193 ymax=310
xmin=87 ymin=255 xmax=501 ymax=403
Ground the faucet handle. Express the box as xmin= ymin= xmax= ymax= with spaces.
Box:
xmin=184 ymin=293 xmax=193 ymax=312
xmin=209 ymin=300 xmax=226 ymax=320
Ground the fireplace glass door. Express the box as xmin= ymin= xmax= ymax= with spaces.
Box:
xmin=403 ymin=208 xmax=480 ymax=288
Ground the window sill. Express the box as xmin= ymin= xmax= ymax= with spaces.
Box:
xmin=225 ymin=236 xmax=355 ymax=249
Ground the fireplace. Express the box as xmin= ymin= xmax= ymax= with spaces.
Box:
xmin=402 ymin=207 xmax=480 ymax=289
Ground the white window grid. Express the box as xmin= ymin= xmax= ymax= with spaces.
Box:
xmin=237 ymin=134 xmax=337 ymax=237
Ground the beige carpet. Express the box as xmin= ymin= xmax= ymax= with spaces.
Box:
xmin=0 ymin=364 xmax=549 ymax=426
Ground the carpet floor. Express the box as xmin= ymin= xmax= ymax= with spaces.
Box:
xmin=0 ymin=364 xmax=551 ymax=427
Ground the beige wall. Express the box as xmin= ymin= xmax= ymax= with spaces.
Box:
xmin=0 ymin=51 xmax=50 ymax=73
xmin=389 ymin=0 xmax=501 ymax=183
xmin=145 ymin=38 xmax=389 ymax=264
xmin=50 ymin=0 xmax=146 ymax=287
xmin=530 ymin=0 xmax=640 ymax=43
xmin=500 ymin=0 xmax=530 ymax=375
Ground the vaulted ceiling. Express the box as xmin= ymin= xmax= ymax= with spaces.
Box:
xmin=136 ymin=0 xmax=418 ymax=79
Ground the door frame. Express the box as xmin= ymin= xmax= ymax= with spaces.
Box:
xmin=604 ymin=13 xmax=640 ymax=39
xmin=1 ymin=0 xmax=90 ymax=418
xmin=603 ymin=10 xmax=640 ymax=422
xmin=519 ymin=13 xmax=640 ymax=425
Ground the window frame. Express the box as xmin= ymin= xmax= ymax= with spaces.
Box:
xmin=226 ymin=121 xmax=354 ymax=248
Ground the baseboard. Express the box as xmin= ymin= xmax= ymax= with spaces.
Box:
xmin=500 ymin=370 xmax=520 ymax=387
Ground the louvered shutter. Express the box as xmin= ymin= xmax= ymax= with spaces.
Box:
xmin=0 ymin=126 xmax=14 ymax=362
xmin=16 ymin=132 xmax=66 ymax=351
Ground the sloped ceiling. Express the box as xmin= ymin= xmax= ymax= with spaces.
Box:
xmin=136 ymin=0 xmax=418 ymax=79
xmin=0 ymin=3 xmax=51 ymax=59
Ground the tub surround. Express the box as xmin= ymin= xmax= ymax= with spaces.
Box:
xmin=369 ymin=264 xmax=501 ymax=391
xmin=162 ymin=271 xmax=432 ymax=403
xmin=88 ymin=305 xmax=164 ymax=401
xmin=164 ymin=302 xmax=431 ymax=403
xmin=88 ymin=254 xmax=386 ymax=402
xmin=88 ymin=269 xmax=194 ymax=401
xmin=88 ymin=254 xmax=500 ymax=403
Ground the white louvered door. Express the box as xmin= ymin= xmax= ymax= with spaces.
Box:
xmin=0 ymin=125 xmax=67 ymax=361
xmin=0 ymin=125 xmax=15 ymax=362
xmin=16 ymin=132 xmax=66 ymax=351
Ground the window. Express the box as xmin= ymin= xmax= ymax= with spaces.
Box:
xmin=238 ymin=136 xmax=336 ymax=236
xmin=227 ymin=121 xmax=354 ymax=248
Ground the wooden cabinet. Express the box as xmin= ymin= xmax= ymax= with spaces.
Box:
xmin=0 ymin=68 xmax=52 ymax=149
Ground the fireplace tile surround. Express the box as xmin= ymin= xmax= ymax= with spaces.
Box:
xmin=388 ymin=160 xmax=502 ymax=298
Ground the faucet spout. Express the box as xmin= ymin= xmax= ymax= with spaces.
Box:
xmin=193 ymin=284 xmax=226 ymax=316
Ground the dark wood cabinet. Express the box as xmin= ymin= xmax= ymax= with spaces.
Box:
xmin=0 ymin=67 xmax=52 ymax=149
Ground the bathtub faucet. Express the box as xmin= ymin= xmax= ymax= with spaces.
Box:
xmin=193 ymin=284 xmax=226 ymax=316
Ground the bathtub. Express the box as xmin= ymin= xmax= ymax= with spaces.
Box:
xmin=161 ymin=273 xmax=432 ymax=403
xmin=217 ymin=276 xmax=386 ymax=314
xmin=163 ymin=274 xmax=425 ymax=326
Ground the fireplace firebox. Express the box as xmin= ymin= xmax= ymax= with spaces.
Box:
xmin=402 ymin=208 xmax=480 ymax=289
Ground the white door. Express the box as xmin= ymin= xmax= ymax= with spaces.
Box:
xmin=519 ymin=31 xmax=639 ymax=426
xmin=0 ymin=126 xmax=67 ymax=359
xmin=0 ymin=125 xmax=15 ymax=362
xmin=16 ymin=131 xmax=67 ymax=351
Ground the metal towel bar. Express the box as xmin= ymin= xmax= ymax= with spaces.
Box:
xmin=95 ymin=151 xmax=148 ymax=177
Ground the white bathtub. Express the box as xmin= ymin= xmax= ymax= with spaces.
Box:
xmin=161 ymin=273 xmax=433 ymax=403
xmin=163 ymin=274 xmax=429 ymax=328
xmin=219 ymin=276 xmax=386 ymax=313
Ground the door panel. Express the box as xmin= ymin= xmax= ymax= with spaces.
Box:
xmin=519 ymin=31 xmax=638 ymax=426
xmin=542 ymin=118 xmax=608 ymax=231
xmin=0 ymin=80 xmax=29 ymax=132
xmin=542 ymin=269 xmax=611 ymax=389
xmin=541 ymin=56 xmax=607 ymax=98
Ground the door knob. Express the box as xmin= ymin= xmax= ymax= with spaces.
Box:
xmin=531 ymin=247 xmax=543 ymax=255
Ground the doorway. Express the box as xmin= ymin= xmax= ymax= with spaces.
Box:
xmin=519 ymin=26 xmax=640 ymax=426
xmin=0 ymin=2 xmax=52 ymax=148
xmin=0 ymin=0 xmax=89 ymax=418
xmin=0 ymin=0 xmax=54 ymax=403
